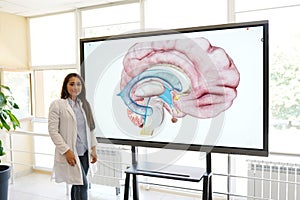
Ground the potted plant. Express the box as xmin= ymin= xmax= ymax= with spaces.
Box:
xmin=0 ymin=85 xmax=20 ymax=200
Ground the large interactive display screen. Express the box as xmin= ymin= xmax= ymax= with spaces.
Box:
xmin=80 ymin=20 xmax=269 ymax=156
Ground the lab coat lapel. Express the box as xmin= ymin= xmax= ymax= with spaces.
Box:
xmin=65 ymin=99 xmax=77 ymax=122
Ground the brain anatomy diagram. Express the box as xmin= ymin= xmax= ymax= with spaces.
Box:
xmin=117 ymin=37 xmax=240 ymax=136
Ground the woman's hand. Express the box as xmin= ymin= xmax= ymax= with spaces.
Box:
xmin=65 ymin=149 xmax=76 ymax=166
xmin=90 ymin=146 xmax=98 ymax=164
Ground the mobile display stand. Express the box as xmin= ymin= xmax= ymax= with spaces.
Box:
xmin=124 ymin=146 xmax=212 ymax=200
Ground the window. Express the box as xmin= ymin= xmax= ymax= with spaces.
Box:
xmin=226 ymin=2 xmax=300 ymax=198
xmin=32 ymin=69 xmax=77 ymax=170
xmin=235 ymin=3 xmax=300 ymax=154
xmin=29 ymin=12 xmax=79 ymax=169
xmin=235 ymin=0 xmax=300 ymax=12
xmin=2 ymin=71 xmax=32 ymax=119
xmin=34 ymin=69 xmax=77 ymax=118
xmin=29 ymin=12 xmax=76 ymax=67
xmin=144 ymin=0 xmax=227 ymax=29
xmin=81 ymin=3 xmax=140 ymax=38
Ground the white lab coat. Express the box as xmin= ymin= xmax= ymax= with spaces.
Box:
xmin=48 ymin=99 xmax=97 ymax=185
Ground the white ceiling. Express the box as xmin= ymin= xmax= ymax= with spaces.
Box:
xmin=0 ymin=0 xmax=129 ymax=17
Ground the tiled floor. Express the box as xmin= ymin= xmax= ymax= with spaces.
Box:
xmin=8 ymin=172 xmax=207 ymax=200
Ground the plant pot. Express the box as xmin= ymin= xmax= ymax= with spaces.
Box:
xmin=0 ymin=165 xmax=10 ymax=200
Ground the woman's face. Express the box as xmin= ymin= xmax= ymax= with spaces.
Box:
xmin=67 ymin=76 xmax=82 ymax=100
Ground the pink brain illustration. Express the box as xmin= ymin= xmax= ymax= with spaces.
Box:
xmin=118 ymin=37 xmax=240 ymax=135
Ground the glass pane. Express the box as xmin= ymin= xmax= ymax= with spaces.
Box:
xmin=213 ymin=174 xmax=228 ymax=194
xmin=34 ymin=69 xmax=77 ymax=118
xmin=81 ymin=3 xmax=140 ymax=28
xmin=81 ymin=3 xmax=140 ymax=37
xmin=212 ymin=153 xmax=228 ymax=174
xmin=2 ymin=71 xmax=31 ymax=118
xmin=29 ymin=12 xmax=76 ymax=66
xmin=144 ymin=0 xmax=227 ymax=29
xmin=235 ymin=0 xmax=300 ymax=12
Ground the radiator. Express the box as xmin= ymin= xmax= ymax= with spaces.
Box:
xmin=247 ymin=161 xmax=300 ymax=200
xmin=91 ymin=144 xmax=123 ymax=191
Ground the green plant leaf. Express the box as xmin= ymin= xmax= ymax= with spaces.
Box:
xmin=0 ymin=92 xmax=6 ymax=108
xmin=1 ymin=111 xmax=7 ymax=119
xmin=0 ymin=113 xmax=11 ymax=131
xmin=0 ymin=85 xmax=11 ymax=91
xmin=13 ymin=103 xmax=20 ymax=109
xmin=0 ymin=146 xmax=5 ymax=156
xmin=6 ymin=110 xmax=20 ymax=129
xmin=0 ymin=84 xmax=19 ymax=161
xmin=0 ymin=139 xmax=6 ymax=163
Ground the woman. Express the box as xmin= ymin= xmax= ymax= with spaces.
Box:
xmin=48 ymin=73 xmax=98 ymax=200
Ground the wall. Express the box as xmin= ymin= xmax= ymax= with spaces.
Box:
xmin=0 ymin=11 xmax=28 ymax=68
xmin=0 ymin=11 xmax=31 ymax=175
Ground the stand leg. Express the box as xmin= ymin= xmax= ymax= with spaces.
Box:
xmin=202 ymin=174 xmax=208 ymax=200
xmin=202 ymin=173 xmax=212 ymax=200
xmin=209 ymin=175 xmax=212 ymax=200
xmin=132 ymin=174 xmax=139 ymax=200
xmin=124 ymin=173 xmax=130 ymax=200
xmin=203 ymin=152 xmax=212 ymax=200
xmin=130 ymin=146 xmax=139 ymax=199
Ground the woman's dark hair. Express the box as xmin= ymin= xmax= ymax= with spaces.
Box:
xmin=61 ymin=73 xmax=95 ymax=131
